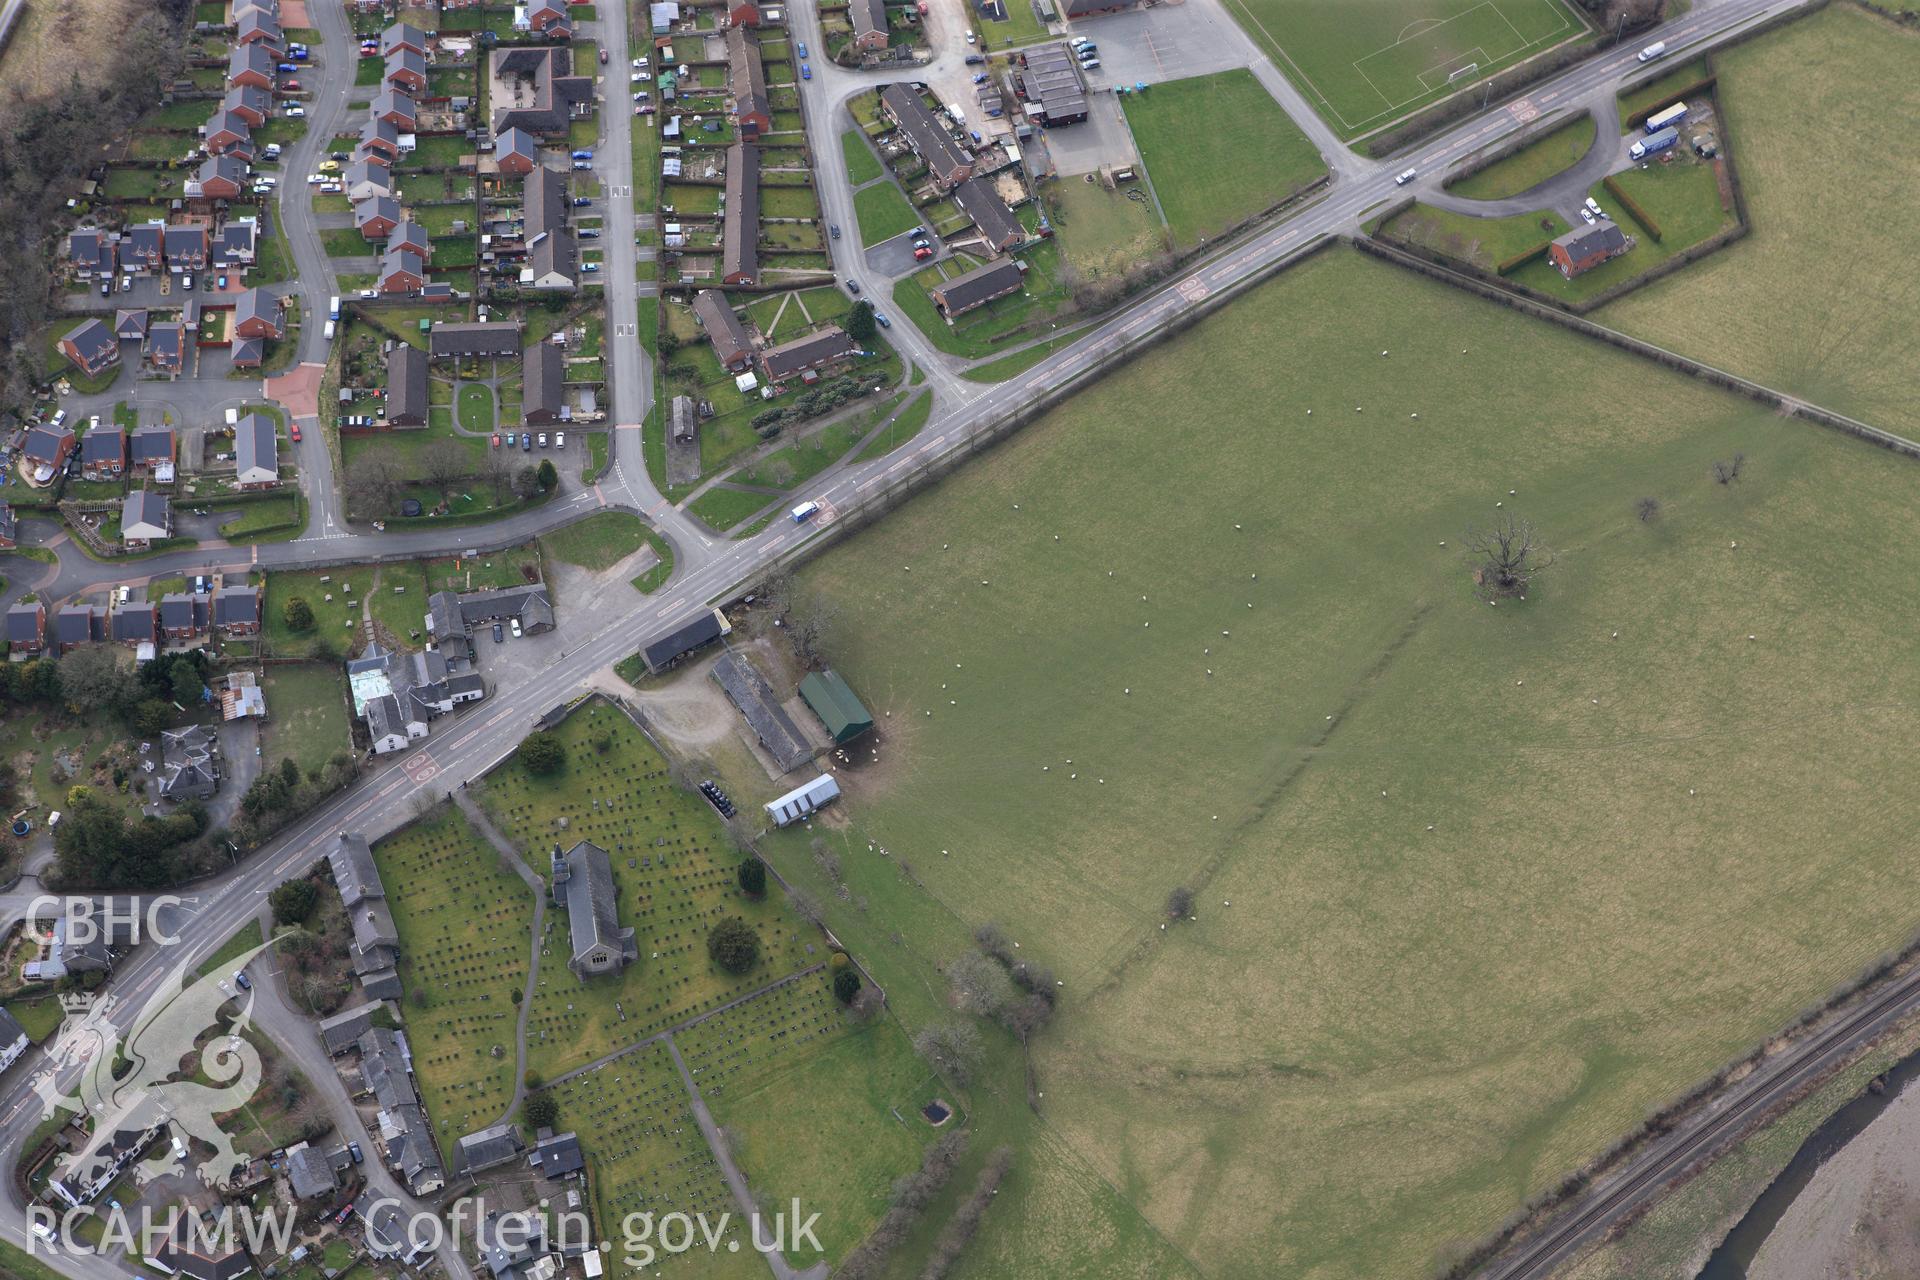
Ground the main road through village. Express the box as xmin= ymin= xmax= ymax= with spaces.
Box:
xmin=0 ymin=1 xmax=1833 ymax=1277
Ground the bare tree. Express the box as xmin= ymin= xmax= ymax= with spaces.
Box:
xmin=1165 ymin=886 xmax=1195 ymax=921
xmin=1710 ymin=453 xmax=1747 ymax=486
xmin=512 ymin=463 xmax=542 ymax=499
xmin=946 ymin=950 xmax=1014 ymax=1019
xmin=787 ymin=887 xmax=824 ymax=926
xmin=913 ymin=1021 xmax=983 ymax=1086
xmin=1635 ymin=497 xmax=1662 ymax=523
xmin=1463 ymin=514 xmax=1553 ymax=598
xmin=344 ymin=452 xmax=405 ymax=517
xmin=419 ymin=440 xmax=472 ymax=503
xmin=789 ymin=596 xmax=838 ymax=666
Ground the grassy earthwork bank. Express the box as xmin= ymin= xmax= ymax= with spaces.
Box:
xmin=754 ymin=244 xmax=1920 ymax=1279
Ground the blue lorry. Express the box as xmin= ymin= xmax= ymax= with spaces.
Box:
xmin=1630 ymin=126 xmax=1678 ymax=161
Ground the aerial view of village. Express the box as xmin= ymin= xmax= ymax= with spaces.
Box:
xmin=0 ymin=0 xmax=1914 ymax=1276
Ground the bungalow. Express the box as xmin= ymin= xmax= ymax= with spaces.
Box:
xmin=224 ymin=84 xmax=272 ymax=127
xmin=214 ymin=219 xmax=257 ymax=268
xmin=193 ymin=155 xmax=249 ymax=201
xmin=850 ymin=0 xmax=889 ymax=52
xmin=381 ymin=21 xmax=427 ymax=57
xmin=880 ymin=84 xmax=972 ymax=191
xmin=114 ymin=309 xmax=149 ymax=342
xmin=429 ymin=321 xmax=522 ymax=360
xmin=693 ymin=289 xmax=753 ymax=372
xmin=60 ymin=320 xmax=120 ymax=377
xmin=387 ymin=345 xmax=429 ymax=426
xmin=158 ymin=592 xmax=211 ymax=643
xmin=344 ymin=157 xmax=393 ymax=203
xmin=930 ymin=256 xmax=1024 ymax=317
xmin=233 ymin=413 xmax=279 ymax=488
xmin=385 ymin=47 xmax=428 ymax=93
xmin=952 ymin=177 xmax=1023 ymax=252
xmin=726 ymin=28 xmax=771 ymax=138
xmin=69 ymin=229 xmax=117 ymax=279
xmin=0 ymin=504 xmax=15 ymax=551
xmin=121 ymin=490 xmax=173 ymax=547
xmin=387 ymin=223 xmax=431 ymax=264
xmin=758 ymin=325 xmax=856 ymax=382
xmin=21 ymin=427 xmax=76 ymax=482
xmin=379 ymin=248 xmax=425 ymax=294
xmin=79 ymin=428 xmax=127 ymax=480
xmin=130 ymin=428 xmax=177 ymax=479
xmin=213 ymin=585 xmax=262 ymax=636
xmin=5 ymin=603 xmax=46 ymax=655
xmin=495 ymin=126 xmax=539 ymax=175
xmin=359 ymin=117 xmax=402 ymax=162
xmin=126 ymin=222 xmax=166 ymax=274
xmin=228 ymin=44 xmax=276 ymax=91
xmin=355 ymin=195 xmax=401 ymax=240
xmin=164 ymin=225 xmax=210 ymax=273
xmin=1549 ymin=221 xmax=1630 ymax=279
xmin=232 ymin=287 xmax=282 ymax=339
xmin=146 ymin=322 xmax=186 ymax=375
xmin=722 ymin=142 xmax=760 ymax=285
xmin=371 ymin=88 xmax=417 ymax=131
xmin=523 ymin=343 xmax=565 ymax=425
xmin=54 ymin=606 xmax=107 ymax=655
xmin=111 ymin=603 xmax=156 ymax=646
xmin=204 ymin=108 xmax=254 ymax=157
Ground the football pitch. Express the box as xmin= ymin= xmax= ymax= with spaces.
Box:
xmin=1224 ymin=0 xmax=1590 ymax=136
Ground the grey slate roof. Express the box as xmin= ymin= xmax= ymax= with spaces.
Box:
xmin=318 ymin=999 xmax=383 ymax=1055
xmin=932 ymin=255 xmax=1024 ymax=314
xmin=430 ymin=321 xmax=522 ymax=359
xmin=111 ymin=604 xmax=156 ymax=643
xmin=62 ymin=320 xmax=117 ymax=370
xmin=527 ymin=1130 xmax=584 ymax=1179
xmin=554 ymin=840 xmax=638 ymax=970
xmin=952 ymin=176 xmax=1022 ymax=248
xmin=642 ymin=609 xmax=723 ymax=673
xmin=693 ymin=289 xmax=753 ymax=369
xmin=711 ymin=650 xmax=811 ymax=770
xmin=722 ymin=142 xmax=759 ymax=282
xmin=881 ymin=83 xmax=969 ymax=182
xmin=4 ymin=604 xmax=43 ymax=647
xmin=287 ymin=1142 xmax=338 ymax=1199
xmin=157 ymin=591 xmax=207 ymax=633
xmin=455 ymin=583 xmax=553 ymax=632
xmin=213 ymin=585 xmax=259 ymax=628
xmin=233 ymin=286 xmax=278 ymax=335
xmin=758 ymin=325 xmax=855 ymax=380
xmin=80 ymin=428 xmax=126 ymax=468
xmin=450 ymin=1123 xmax=523 ymax=1178
xmin=233 ymin=411 xmax=277 ymax=481
xmin=329 ymin=832 xmax=384 ymax=907
xmin=356 ymin=194 xmax=401 ymax=234
xmin=122 ymin=489 xmax=171 ymax=539
xmin=387 ymin=343 xmax=429 ymax=424
xmin=524 ymin=342 xmax=564 ymax=422
xmin=130 ymin=427 xmax=175 ymax=465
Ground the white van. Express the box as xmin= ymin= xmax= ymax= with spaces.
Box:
xmin=791 ymin=500 xmax=821 ymax=523
xmin=1394 ymin=168 xmax=1417 ymax=186
xmin=1637 ymin=40 xmax=1667 ymax=62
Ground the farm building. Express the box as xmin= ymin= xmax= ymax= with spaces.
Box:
xmin=712 ymin=651 xmax=812 ymax=772
xmin=641 ymin=607 xmax=732 ymax=674
xmin=800 ymin=670 xmax=874 ymax=744
xmin=765 ymin=774 xmax=840 ymax=827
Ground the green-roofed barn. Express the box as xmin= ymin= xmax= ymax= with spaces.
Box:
xmin=799 ymin=670 xmax=873 ymax=745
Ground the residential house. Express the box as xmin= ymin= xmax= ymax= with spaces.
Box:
xmin=429 ymin=321 xmax=522 ymax=359
xmin=318 ymin=1001 xmax=384 ymax=1055
xmin=930 ymin=255 xmax=1024 ymax=317
xmin=423 ymin=591 xmax=473 ymax=663
xmin=380 ymin=21 xmax=428 ymax=57
xmin=726 ymin=28 xmax=771 ymax=138
xmin=59 ymin=320 xmax=120 ymax=377
xmin=722 ymin=142 xmax=759 ymax=286
xmin=757 ymin=324 xmax=855 ymax=382
xmin=371 ymin=88 xmax=418 ymax=131
xmin=526 ymin=1130 xmax=584 ymax=1179
xmin=53 ymin=606 xmax=106 ymax=655
xmin=488 ymin=46 xmax=593 ymax=135
xmin=850 ymin=0 xmax=889 ymax=52
xmin=158 ymin=591 xmax=210 ymax=642
xmin=385 ymin=47 xmax=428 ymax=93
xmin=233 ymin=413 xmax=279 ymax=488
xmin=453 ymin=582 xmax=554 ymax=634
xmin=693 ymin=289 xmax=753 ymax=371
xmin=387 ymin=344 xmax=429 ymax=426
xmin=114 ymin=309 xmax=149 ymax=342
xmin=379 ymin=248 xmax=425 ymax=294
xmin=527 ymin=0 xmax=570 ymax=33
xmin=111 ymin=603 xmax=156 ymax=646
xmin=193 ymin=155 xmax=249 ymax=201
xmin=519 ymin=342 xmax=565 ymax=425
xmin=158 ymin=725 xmax=220 ymax=801
xmin=880 ymin=84 xmax=972 ymax=191
xmin=126 ymin=221 xmax=166 ymax=274
xmin=344 ymin=156 xmax=393 ymax=203
xmin=285 ymin=1142 xmax=338 ymax=1200
xmin=68 ymin=228 xmax=116 ymax=279
xmin=722 ymin=0 xmax=761 ymax=26
xmin=234 ymin=5 xmax=283 ymax=51
xmin=145 ymin=322 xmax=186 ymax=375
xmin=79 ymin=427 xmax=126 ymax=480
xmin=224 ymin=84 xmax=272 ymax=127
xmin=355 ymin=194 xmax=401 ymax=240
xmin=1549 ymin=221 xmax=1630 ymax=278
xmin=359 ymin=117 xmax=402 ymax=162
xmin=212 ymin=586 xmax=261 ymax=636
xmin=50 ymin=1118 xmax=166 ymax=1206
xmin=495 ymin=126 xmax=539 ymax=175
xmin=0 ymin=1008 xmax=28 ymax=1074
xmin=130 ymin=427 xmax=177 ymax=479
xmin=450 ymin=1124 xmax=524 ymax=1180
xmin=477 ymin=1211 xmax=545 ymax=1280
xmin=0 ymin=504 xmax=15 ymax=551
xmin=21 ymin=427 xmax=76 ymax=484
xmin=232 ymin=287 xmax=282 ymax=339
xmin=952 ymin=176 xmax=1023 ymax=251
xmin=228 ymin=43 xmax=276 ymax=90
xmin=328 ymin=832 xmax=400 ymax=975
xmin=4 ymin=603 xmax=46 ymax=655
xmin=165 ymin=225 xmax=210 ymax=273
xmin=204 ymin=108 xmax=254 ymax=157
xmin=156 ymin=1213 xmax=253 ymax=1280
xmin=213 ymin=218 xmax=257 ymax=269
xmin=365 ymin=691 xmax=427 ymax=754
xmin=521 ymin=162 xmax=575 ymax=290
xmin=550 ymin=840 xmax=639 ymax=979
xmin=121 ymin=490 xmax=173 ymax=548
xmin=387 ymin=222 xmax=431 ymax=264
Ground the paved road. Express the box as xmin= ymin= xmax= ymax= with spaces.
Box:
xmin=0 ymin=1 xmax=1820 ymax=1276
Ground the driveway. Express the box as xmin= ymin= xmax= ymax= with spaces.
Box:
xmin=1425 ymin=97 xmax=1636 ymax=221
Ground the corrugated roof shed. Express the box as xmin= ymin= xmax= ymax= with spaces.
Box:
xmin=799 ymin=670 xmax=873 ymax=744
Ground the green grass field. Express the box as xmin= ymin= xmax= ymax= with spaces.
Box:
xmin=851 ymin=388 xmax=933 ymax=462
xmin=264 ymin=566 xmax=371 ymax=656
xmin=841 ymin=129 xmax=883 ymax=184
xmin=854 ymin=181 xmax=920 ymax=247
xmin=540 ymin=510 xmax=652 ymax=570
xmin=1601 ymin=5 xmax=1920 ymax=438
xmin=1121 ymin=71 xmax=1325 ymax=245
xmin=1378 ymin=200 xmax=1568 ymax=269
xmin=472 ymin=701 xmax=816 ymax=1080
xmin=1617 ymin=55 xmax=1711 ymax=128
xmin=775 ymin=245 xmax=1920 ymax=1279
xmin=689 ymin=486 xmax=775 ymax=531
xmin=1448 ymin=111 xmax=1597 ymax=200
xmin=259 ymin=664 xmax=352 ymax=776
xmin=1223 ymin=0 xmax=1589 ymax=137
xmin=373 ymin=804 xmax=534 ymax=1139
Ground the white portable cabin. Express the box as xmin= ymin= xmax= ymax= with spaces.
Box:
xmin=765 ymin=774 xmax=841 ymax=827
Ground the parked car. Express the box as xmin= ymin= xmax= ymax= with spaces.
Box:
xmin=100 ymin=279 xmax=112 ymax=296
xmin=289 ymin=423 xmax=301 ymax=442
xmin=964 ymin=53 xmax=985 ymax=65
xmin=120 ymin=275 xmax=132 ymax=292
xmin=797 ymin=40 xmax=808 ymax=57
xmin=319 ymin=181 xmax=341 ymax=192
xmin=347 ymin=1142 xmax=364 ymax=1165
xmin=537 ymin=432 xmax=549 ymax=447
xmin=283 ymin=78 xmax=301 ymax=89
xmin=492 ymin=433 xmax=501 ymax=447
xmin=1078 ymin=57 xmax=1100 ymax=70
xmin=572 ymin=160 xmax=591 ymax=170
xmin=574 ymin=196 xmax=593 ymax=206
xmin=505 ymin=432 xmax=517 ymax=447
xmin=972 ymin=72 xmax=988 ymax=84
xmin=579 ymin=229 xmax=600 ymax=239
xmin=232 ymin=971 xmax=251 ymax=991
xmin=277 ymin=62 xmax=296 ymax=72
xmin=555 ymin=431 xmax=565 ymax=449
xmin=598 ymin=47 xmax=608 ymax=63
xmin=874 ymin=312 xmax=891 ymax=328
xmin=846 ymin=279 xmax=861 ymax=294
xmin=493 ymin=622 xmax=504 ymax=643
xmin=284 ymin=104 xmax=305 ymax=117
xmin=511 ymin=617 xmax=523 ymax=638
xmin=912 ymin=246 xmax=933 ymax=261
xmin=571 ymin=148 xmax=594 ymax=160
xmin=318 ymin=159 xmax=340 ymax=172
xmin=521 ymin=433 xmax=532 ymax=451
xmin=181 ymin=274 xmax=194 ymax=290
xmin=217 ymin=274 xmax=228 ymax=288
xmin=582 ymin=261 xmax=600 ymax=272
xmin=801 ymin=62 xmax=811 ymax=80
xmin=360 ymin=288 xmax=378 ymax=298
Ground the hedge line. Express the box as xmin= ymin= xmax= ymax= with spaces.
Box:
xmin=1496 ymin=240 xmax=1556 ymax=276
xmin=1623 ymin=75 xmax=1718 ymax=130
xmin=1603 ymin=175 xmax=1663 ymax=242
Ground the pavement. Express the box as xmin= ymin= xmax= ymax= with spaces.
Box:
xmin=0 ymin=2 xmax=1836 ymax=1277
